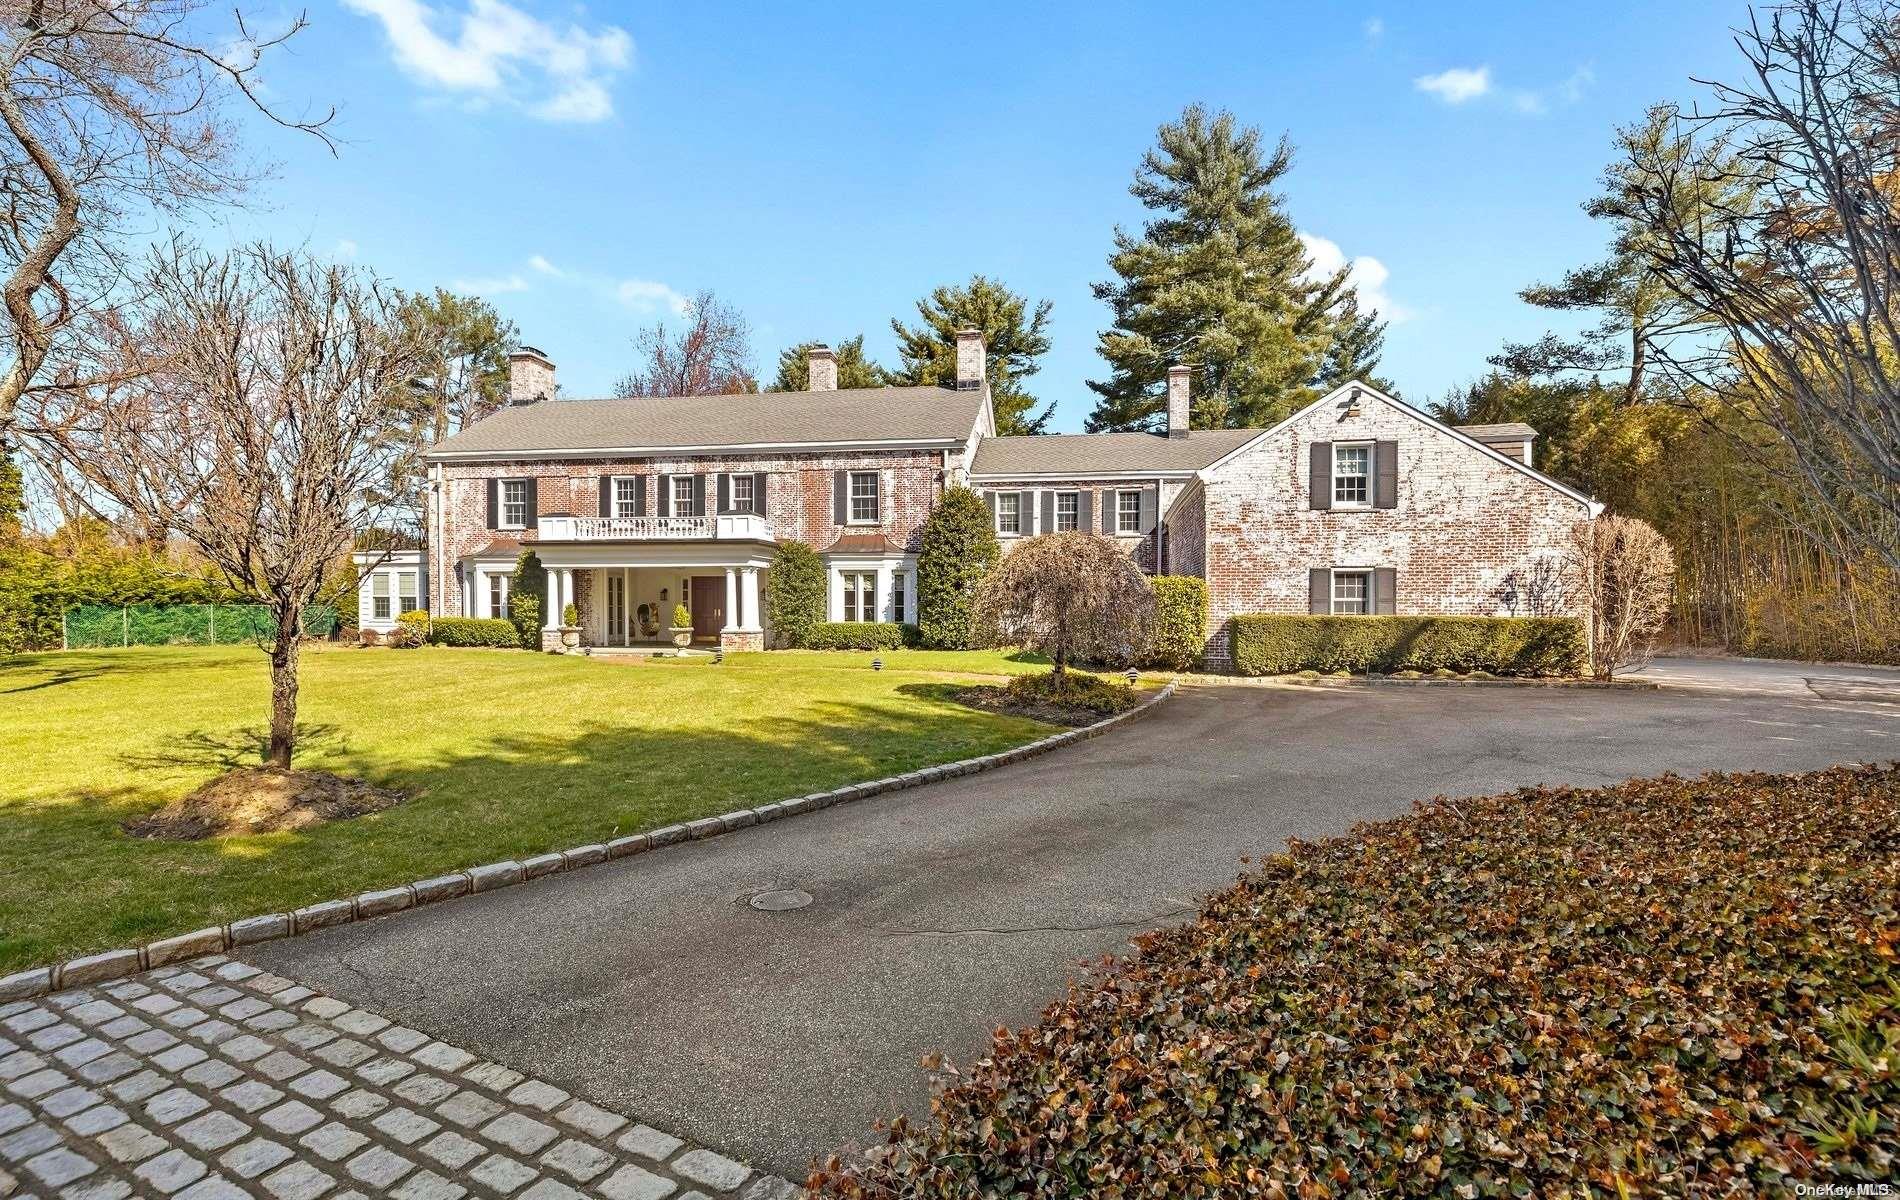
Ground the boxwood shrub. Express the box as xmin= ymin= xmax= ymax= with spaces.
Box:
xmin=803 ymin=621 xmax=914 ymax=651
xmin=426 ymin=616 xmax=520 ymax=648
xmin=1144 ymin=575 xmax=1208 ymax=670
xmin=810 ymin=763 xmax=1900 ymax=1197
xmin=1229 ymin=614 xmax=1584 ymax=677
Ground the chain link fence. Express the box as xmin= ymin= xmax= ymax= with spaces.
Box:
xmin=62 ymin=604 xmax=339 ymax=649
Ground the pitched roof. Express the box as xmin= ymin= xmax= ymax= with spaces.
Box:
xmin=970 ymin=429 xmax=1262 ymax=477
xmin=427 ymin=386 xmax=986 ymax=458
xmin=1454 ymin=422 xmax=1538 ymax=441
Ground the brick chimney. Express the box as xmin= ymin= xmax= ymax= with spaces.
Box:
xmin=806 ymin=344 xmax=837 ymax=392
xmin=955 ymin=329 xmax=985 ymax=391
xmin=1166 ymin=365 xmax=1191 ymax=437
xmin=508 ymin=346 xmax=555 ymax=405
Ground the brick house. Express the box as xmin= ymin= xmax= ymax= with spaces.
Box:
xmin=420 ymin=336 xmax=1597 ymax=663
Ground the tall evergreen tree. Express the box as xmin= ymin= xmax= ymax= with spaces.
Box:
xmin=891 ymin=276 xmax=1054 ymax=436
xmin=1086 ymin=105 xmax=1385 ymax=432
xmin=767 ymin=335 xmax=891 ymax=392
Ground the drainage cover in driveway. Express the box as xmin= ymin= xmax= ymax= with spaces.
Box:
xmin=749 ymin=888 xmax=813 ymax=911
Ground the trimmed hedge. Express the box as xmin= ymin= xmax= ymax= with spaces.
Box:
xmin=1144 ymin=575 xmax=1207 ymax=670
xmin=764 ymin=540 xmax=826 ymax=648
xmin=1229 ymin=614 xmax=1584 ymax=677
xmin=810 ymin=764 xmax=1900 ymax=1196
xmin=426 ymin=616 xmax=519 ymax=648
xmin=803 ymin=622 xmax=913 ymax=651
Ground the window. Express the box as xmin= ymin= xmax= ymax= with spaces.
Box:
xmin=500 ymin=479 xmax=528 ymax=528
xmin=397 ymin=571 xmax=419 ymax=614
xmin=731 ymin=474 xmax=754 ymax=513
xmin=613 ymin=477 xmax=640 ymax=519
xmin=1115 ymin=490 xmax=1142 ymax=535
xmin=996 ymin=492 xmax=1022 ymax=535
xmin=1331 ymin=570 xmax=1370 ymax=615
xmin=892 ymin=571 xmax=906 ymax=624
xmin=842 ymin=571 xmax=877 ymax=622
xmin=1055 ymin=492 xmax=1079 ymax=532
xmin=849 ymin=472 xmax=879 ymax=523
xmin=488 ymin=574 xmax=510 ymax=620
xmin=672 ymin=475 xmax=695 ymax=517
xmin=371 ymin=571 xmax=391 ymax=621
xmin=1333 ymin=445 xmax=1370 ymax=507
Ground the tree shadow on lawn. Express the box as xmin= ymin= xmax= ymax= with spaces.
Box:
xmin=0 ymin=663 xmax=106 ymax=694
xmin=117 ymin=724 xmax=350 ymax=773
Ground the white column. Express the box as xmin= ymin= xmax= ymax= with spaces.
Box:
xmin=470 ymin=567 xmax=482 ymax=618
xmin=740 ymin=567 xmax=762 ymax=632
xmin=562 ymin=569 xmax=576 ymax=624
xmin=722 ymin=567 xmax=738 ymax=631
xmin=544 ymin=569 xmax=559 ymax=630
xmin=876 ymin=562 xmax=894 ymax=623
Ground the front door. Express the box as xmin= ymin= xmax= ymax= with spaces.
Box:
xmin=690 ymin=575 xmax=725 ymax=643
xmin=604 ymin=573 xmax=626 ymax=646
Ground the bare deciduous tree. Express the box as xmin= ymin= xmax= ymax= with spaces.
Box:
xmin=54 ymin=242 xmax=423 ymax=766
xmin=614 ymin=290 xmax=757 ymax=397
xmin=1570 ymin=514 xmax=1676 ymax=679
xmin=973 ymin=532 xmax=1155 ymax=676
xmin=1611 ymin=0 xmax=1900 ymax=571
xmin=0 ymin=0 xmax=334 ymax=445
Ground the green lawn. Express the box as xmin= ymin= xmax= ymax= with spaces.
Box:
xmin=0 ymin=644 xmax=1062 ymax=973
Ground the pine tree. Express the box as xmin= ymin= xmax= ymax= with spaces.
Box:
xmin=767 ymin=335 xmax=891 ymax=392
xmin=891 ymin=276 xmax=1054 ymax=436
xmin=1086 ymin=105 xmax=1385 ymax=432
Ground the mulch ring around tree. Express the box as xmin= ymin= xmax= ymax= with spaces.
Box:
xmin=952 ymin=671 xmax=1141 ymax=727
xmin=125 ymin=767 xmax=405 ymax=840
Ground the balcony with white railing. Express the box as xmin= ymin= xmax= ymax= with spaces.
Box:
xmin=535 ymin=513 xmax=776 ymax=543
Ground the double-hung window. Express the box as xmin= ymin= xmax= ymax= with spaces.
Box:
xmin=1333 ymin=445 xmax=1371 ymax=508
xmin=371 ymin=572 xmax=391 ymax=621
xmin=1331 ymin=570 xmax=1370 ymax=615
xmin=671 ymin=475 xmax=695 ymax=517
xmin=500 ymin=479 xmax=529 ymax=529
xmin=849 ymin=472 xmax=879 ymax=523
xmin=892 ymin=572 xmax=907 ymax=624
xmin=1055 ymin=492 xmax=1079 ymax=531
xmin=996 ymin=492 xmax=1022 ymax=536
xmin=1115 ymin=490 xmax=1141 ymax=535
xmin=396 ymin=571 xmax=419 ymax=614
xmin=731 ymin=474 xmax=754 ymax=514
xmin=842 ymin=571 xmax=878 ymax=622
xmin=613 ymin=477 xmax=640 ymax=519
xmin=488 ymin=574 xmax=510 ymax=621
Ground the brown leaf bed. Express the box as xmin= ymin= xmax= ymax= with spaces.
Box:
xmin=810 ymin=764 xmax=1899 ymax=1197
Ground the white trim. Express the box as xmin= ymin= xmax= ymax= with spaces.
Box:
xmin=1329 ymin=567 xmax=1374 ymax=616
xmin=845 ymin=470 xmax=880 ymax=525
xmin=1052 ymin=488 xmax=1081 ymax=533
xmin=498 ymin=477 xmax=530 ymax=530
xmin=1330 ymin=440 xmax=1374 ymax=510
xmin=969 ymin=468 xmax=1200 ymax=482
xmin=1113 ymin=488 xmax=1143 ymax=536
xmin=993 ymin=490 xmax=1024 ymax=538
xmin=427 ymin=436 xmax=968 ymax=463
xmin=1196 ymin=381 xmax=1601 ymax=515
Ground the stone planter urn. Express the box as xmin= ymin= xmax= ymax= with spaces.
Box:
xmin=669 ymin=625 xmax=694 ymax=650
xmin=559 ymin=625 xmax=581 ymax=651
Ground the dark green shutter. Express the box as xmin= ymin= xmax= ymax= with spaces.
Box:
xmin=1078 ymin=490 xmax=1092 ymax=532
xmin=753 ymin=472 xmax=767 ymax=515
xmin=692 ymin=474 xmax=706 ymax=517
xmin=833 ymin=472 xmax=848 ymax=524
xmin=716 ymin=473 xmax=730 ymax=514
xmin=1139 ymin=486 xmax=1158 ymax=534
xmin=985 ymin=491 xmax=997 ymax=527
xmin=1101 ymin=491 xmax=1116 ymax=534
xmin=1310 ymin=443 xmax=1332 ymax=511
xmin=1309 ymin=568 xmax=1330 ymax=614
xmin=1039 ymin=491 xmax=1054 ymax=533
xmin=634 ymin=476 xmax=647 ymax=517
xmin=523 ymin=479 xmax=538 ymax=530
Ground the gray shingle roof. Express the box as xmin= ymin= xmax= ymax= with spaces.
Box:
xmin=970 ymin=429 xmax=1262 ymax=477
xmin=1455 ymin=422 xmax=1538 ymax=441
xmin=427 ymin=385 xmax=985 ymax=457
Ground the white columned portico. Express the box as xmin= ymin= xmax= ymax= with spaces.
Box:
xmin=722 ymin=567 xmax=739 ymax=632
xmin=739 ymin=567 xmax=762 ymax=633
xmin=544 ymin=568 xmax=559 ymax=630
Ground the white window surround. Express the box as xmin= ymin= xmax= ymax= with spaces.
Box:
xmin=370 ymin=571 xmax=392 ymax=622
xmin=1055 ymin=491 xmax=1079 ymax=531
xmin=848 ymin=471 xmax=879 ymax=524
xmin=488 ymin=574 xmax=510 ymax=621
xmin=396 ymin=571 xmax=420 ymax=614
xmin=613 ymin=477 xmax=640 ymax=519
xmin=500 ymin=479 xmax=529 ymax=529
xmin=731 ymin=473 xmax=754 ymax=513
xmin=828 ymin=559 xmax=915 ymax=624
xmin=1333 ymin=442 xmax=1372 ymax=509
xmin=1115 ymin=489 xmax=1141 ymax=535
xmin=996 ymin=492 xmax=1022 ymax=536
xmin=671 ymin=475 xmax=695 ymax=517
xmin=1331 ymin=568 xmax=1371 ymax=615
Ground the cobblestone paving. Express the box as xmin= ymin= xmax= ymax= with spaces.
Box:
xmin=0 ymin=957 xmax=797 ymax=1200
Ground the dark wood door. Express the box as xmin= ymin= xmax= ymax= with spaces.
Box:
xmin=690 ymin=575 xmax=725 ymax=642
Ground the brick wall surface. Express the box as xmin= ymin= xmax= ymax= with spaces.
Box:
xmin=433 ymin=450 xmax=944 ymax=615
xmin=1196 ymin=395 xmax=1592 ymax=666
xmin=1167 ymin=483 xmax=1207 ymax=579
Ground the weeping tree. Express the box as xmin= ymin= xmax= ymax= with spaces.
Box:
xmin=974 ymin=532 xmax=1155 ymax=677
xmin=54 ymin=242 xmax=424 ymax=766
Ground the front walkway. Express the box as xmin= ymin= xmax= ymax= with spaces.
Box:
xmin=0 ymin=957 xmax=794 ymax=1200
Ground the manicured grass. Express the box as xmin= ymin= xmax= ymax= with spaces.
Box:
xmin=0 ymin=644 xmax=1062 ymax=973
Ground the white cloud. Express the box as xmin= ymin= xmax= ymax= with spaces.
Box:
xmin=1300 ymin=232 xmax=1407 ymax=324
xmin=615 ymin=279 xmax=690 ymax=316
xmin=1556 ymin=65 xmax=1595 ymax=104
xmin=452 ymin=272 xmax=529 ymax=295
xmin=1363 ymin=16 xmax=1384 ymax=40
xmin=333 ymin=239 xmax=360 ymax=260
xmin=1414 ymin=65 xmax=1491 ymax=104
xmin=527 ymin=254 xmax=564 ymax=277
xmin=342 ymin=0 xmax=633 ymax=123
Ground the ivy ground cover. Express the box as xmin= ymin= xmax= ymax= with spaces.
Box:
xmin=812 ymin=764 xmax=1899 ymax=1197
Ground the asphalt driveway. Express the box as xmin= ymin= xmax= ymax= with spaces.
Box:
xmin=248 ymin=658 xmax=1900 ymax=1179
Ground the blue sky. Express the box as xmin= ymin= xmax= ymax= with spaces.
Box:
xmin=210 ymin=0 xmax=1746 ymax=431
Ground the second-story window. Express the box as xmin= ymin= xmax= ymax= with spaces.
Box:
xmin=996 ymin=492 xmax=1022 ymax=535
xmin=672 ymin=475 xmax=695 ymax=517
xmin=614 ymin=477 xmax=640 ymax=519
xmin=849 ymin=472 xmax=879 ymax=523
xmin=731 ymin=474 xmax=754 ymax=513
xmin=1333 ymin=445 xmax=1371 ymax=507
xmin=500 ymin=479 xmax=528 ymax=529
